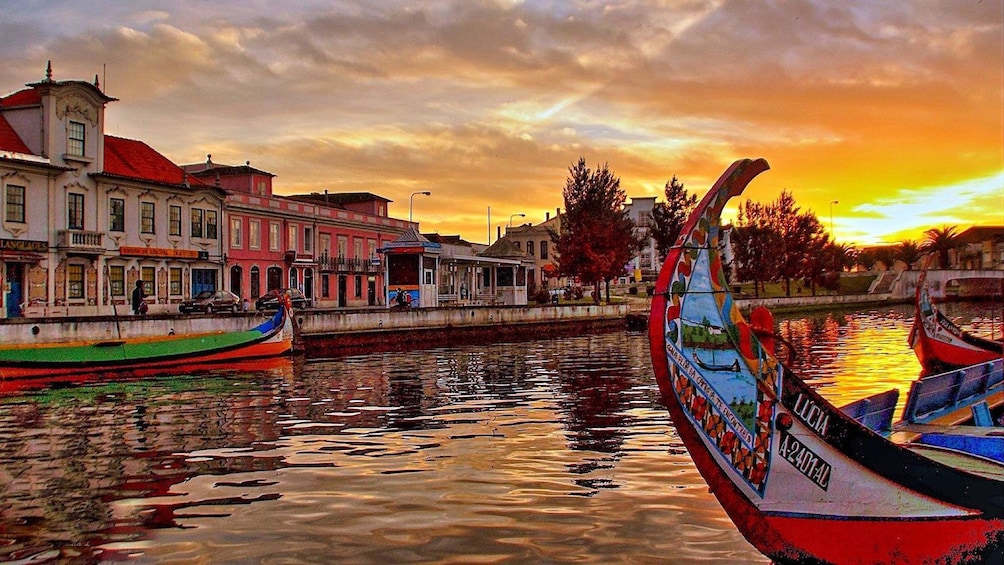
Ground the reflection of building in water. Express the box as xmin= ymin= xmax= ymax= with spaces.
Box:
xmin=0 ymin=371 xmax=290 ymax=562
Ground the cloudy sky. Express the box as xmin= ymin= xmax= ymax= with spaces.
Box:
xmin=3 ymin=1 xmax=1001 ymax=245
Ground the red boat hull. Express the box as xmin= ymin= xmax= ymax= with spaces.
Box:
xmin=650 ymin=159 xmax=1004 ymax=564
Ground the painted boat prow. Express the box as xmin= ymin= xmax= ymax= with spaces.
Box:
xmin=649 ymin=159 xmax=1004 ymax=564
xmin=909 ymin=263 xmax=1003 ymax=374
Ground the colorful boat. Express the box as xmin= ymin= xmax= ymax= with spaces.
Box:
xmin=0 ymin=304 xmax=293 ymax=381
xmin=909 ymin=266 xmax=1003 ymax=374
xmin=649 ymin=158 xmax=1004 ymax=564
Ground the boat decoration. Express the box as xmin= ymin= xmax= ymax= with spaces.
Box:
xmin=909 ymin=264 xmax=1003 ymax=374
xmin=0 ymin=302 xmax=293 ymax=381
xmin=649 ymin=158 xmax=1004 ymax=564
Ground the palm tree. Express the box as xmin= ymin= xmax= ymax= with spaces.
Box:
xmin=896 ymin=240 xmax=922 ymax=270
xmin=921 ymin=226 xmax=959 ymax=268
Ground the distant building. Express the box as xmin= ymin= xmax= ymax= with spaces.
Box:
xmin=502 ymin=209 xmax=564 ymax=292
xmin=622 ymin=196 xmax=660 ymax=282
xmin=955 ymin=226 xmax=1004 ymax=270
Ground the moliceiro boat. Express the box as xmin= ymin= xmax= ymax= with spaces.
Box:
xmin=0 ymin=303 xmax=293 ymax=381
xmin=909 ymin=265 xmax=1003 ymax=374
xmin=648 ymin=158 xmax=1003 ymax=564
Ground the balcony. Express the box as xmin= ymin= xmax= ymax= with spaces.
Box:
xmin=318 ymin=254 xmax=382 ymax=273
xmin=57 ymin=230 xmax=104 ymax=254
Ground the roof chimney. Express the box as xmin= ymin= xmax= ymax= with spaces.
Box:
xmin=546 ymin=211 xmax=550 ymax=221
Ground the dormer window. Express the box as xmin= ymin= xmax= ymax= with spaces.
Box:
xmin=68 ymin=121 xmax=86 ymax=156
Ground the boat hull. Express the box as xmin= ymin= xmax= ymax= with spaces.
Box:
xmin=0 ymin=307 xmax=293 ymax=381
xmin=909 ymin=268 xmax=1003 ymax=373
xmin=649 ymin=159 xmax=1004 ymax=564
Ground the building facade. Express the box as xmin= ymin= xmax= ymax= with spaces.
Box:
xmin=1 ymin=64 xmax=226 ymax=318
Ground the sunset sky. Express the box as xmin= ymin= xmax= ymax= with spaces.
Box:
xmin=3 ymin=1 xmax=1001 ymax=246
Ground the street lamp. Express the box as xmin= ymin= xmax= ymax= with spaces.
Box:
xmin=829 ymin=200 xmax=839 ymax=240
xmin=509 ymin=213 xmax=525 ymax=228
xmin=410 ymin=191 xmax=431 ymax=223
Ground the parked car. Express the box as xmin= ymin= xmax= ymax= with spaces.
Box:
xmin=255 ymin=288 xmax=310 ymax=311
xmin=179 ymin=289 xmax=241 ymax=314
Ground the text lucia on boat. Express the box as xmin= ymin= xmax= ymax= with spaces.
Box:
xmin=0 ymin=299 xmax=294 ymax=381
xmin=648 ymin=158 xmax=1004 ymax=564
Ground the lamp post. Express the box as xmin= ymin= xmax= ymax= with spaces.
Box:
xmin=829 ymin=200 xmax=839 ymax=240
xmin=508 ymin=213 xmax=525 ymax=228
xmin=407 ymin=192 xmax=431 ymax=223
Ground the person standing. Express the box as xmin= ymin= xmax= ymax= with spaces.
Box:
xmin=131 ymin=279 xmax=147 ymax=315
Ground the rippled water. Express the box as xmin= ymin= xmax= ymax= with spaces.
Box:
xmin=0 ymin=302 xmax=999 ymax=563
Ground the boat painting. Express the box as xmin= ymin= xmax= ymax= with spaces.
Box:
xmin=909 ymin=266 xmax=1003 ymax=374
xmin=649 ymin=158 xmax=1004 ymax=564
xmin=0 ymin=304 xmax=293 ymax=382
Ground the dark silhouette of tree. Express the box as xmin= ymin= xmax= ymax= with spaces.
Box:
xmin=771 ymin=191 xmax=827 ymax=296
xmin=896 ymin=240 xmax=922 ymax=270
xmin=650 ymin=176 xmax=698 ymax=261
xmin=553 ymin=158 xmax=640 ymax=303
xmin=921 ymin=226 xmax=959 ymax=268
xmin=804 ymin=241 xmax=855 ymax=294
xmin=732 ymin=191 xmax=829 ymax=296
xmin=731 ymin=199 xmax=777 ymax=298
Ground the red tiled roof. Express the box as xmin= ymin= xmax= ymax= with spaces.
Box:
xmin=0 ymin=114 xmax=32 ymax=154
xmin=103 ymin=135 xmax=190 ymax=185
xmin=1 ymin=88 xmax=42 ymax=107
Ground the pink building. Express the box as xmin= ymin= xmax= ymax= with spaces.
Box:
xmin=182 ymin=157 xmax=410 ymax=308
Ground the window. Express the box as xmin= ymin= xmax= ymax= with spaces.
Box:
xmin=287 ymin=225 xmax=297 ymax=252
xmin=170 ymin=268 xmax=182 ymax=295
xmin=304 ymin=227 xmax=313 ymax=253
xmin=206 ymin=210 xmax=218 ymax=239
xmin=108 ymin=198 xmax=124 ymax=231
xmin=140 ymin=202 xmax=155 ymax=233
xmin=109 ymin=265 xmax=125 ymax=296
xmin=540 ymin=240 xmax=548 ymax=260
xmin=354 ymin=239 xmax=363 ymax=260
xmin=288 ymin=267 xmax=298 ymax=289
xmin=337 ymin=236 xmax=347 ymax=258
xmin=269 ymin=222 xmax=280 ymax=251
xmin=250 ymin=266 xmax=260 ymax=298
xmin=355 ymin=275 xmax=362 ymax=298
xmin=68 ymin=193 xmax=84 ymax=229
xmin=68 ymin=264 xmax=84 ymax=299
xmin=168 ymin=205 xmax=182 ymax=236
xmin=5 ymin=185 xmax=25 ymax=223
xmin=231 ymin=217 xmax=243 ymax=248
xmin=527 ymin=240 xmax=535 ymax=257
xmin=249 ymin=220 xmax=261 ymax=249
xmin=514 ymin=241 xmax=520 ymax=250
xmin=191 ymin=208 xmax=204 ymax=238
xmin=68 ymin=121 xmax=85 ymax=156
xmin=321 ymin=273 xmax=330 ymax=298
xmin=141 ymin=266 xmax=155 ymax=296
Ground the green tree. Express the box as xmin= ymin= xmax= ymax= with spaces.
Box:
xmin=921 ymin=225 xmax=959 ymax=268
xmin=650 ymin=176 xmax=698 ymax=261
xmin=553 ymin=158 xmax=639 ymax=303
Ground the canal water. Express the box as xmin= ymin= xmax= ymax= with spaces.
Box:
xmin=0 ymin=302 xmax=1000 ymax=563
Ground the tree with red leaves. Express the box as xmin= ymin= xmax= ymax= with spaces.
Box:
xmin=552 ymin=158 xmax=640 ymax=303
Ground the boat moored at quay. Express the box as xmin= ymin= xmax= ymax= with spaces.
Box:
xmin=649 ymin=158 xmax=1004 ymax=564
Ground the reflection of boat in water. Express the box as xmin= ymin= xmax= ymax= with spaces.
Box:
xmin=649 ymin=158 xmax=1004 ymax=564
xmin=909 ymin=264 xmax=1003 ymax=374
xmin=0 ymin=304 xmax=293 ymax=382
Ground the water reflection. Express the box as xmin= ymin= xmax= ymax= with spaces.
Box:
xmin=0 ymin=302 xmax=995 ymax=563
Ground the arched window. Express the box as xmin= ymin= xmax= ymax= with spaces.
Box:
xmin=250 ymin=266 xmax=261 ymax=298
